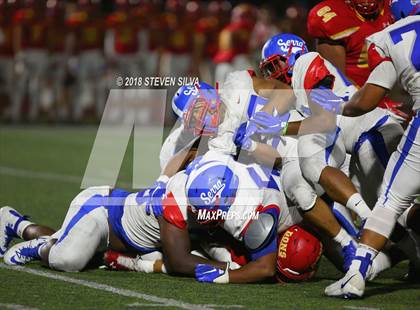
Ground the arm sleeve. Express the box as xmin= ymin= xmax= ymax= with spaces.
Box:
xmin=366 ymin=61 xmax=398 ymax=90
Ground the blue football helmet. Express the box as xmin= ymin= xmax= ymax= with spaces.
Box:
xmin=186 ymin=160 xmax=239 ymax=222
xmin=390 ymin=0 xmax=420 ymax=21
xmin=171 ymin=84 xmax=199 ymax=119
xmin=260 ymin=33 xmax=308 ymax=84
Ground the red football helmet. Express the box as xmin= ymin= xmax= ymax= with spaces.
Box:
xmin=276 ymin=225 xmax=323 ymax=283
xmin=349 ymin=0 xmax=383 ymax=17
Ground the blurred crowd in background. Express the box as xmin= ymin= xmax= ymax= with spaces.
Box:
xmin=0 ymin=0 xmax=317 ymax=124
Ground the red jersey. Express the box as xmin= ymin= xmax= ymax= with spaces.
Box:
xmin=107 ymin=11 xmax=139 ymax=55
xmin=67 ymin=11 xmax=105 ymax=52
xmin=195 ymin=16 xmax=221 ymax=58
xmin=213 ymin=20 xmax=254 ymax=64
xmin=307 ymin=0 xmax=393 ymax=87
xmin=13 ymin=9 xmax=48 ymax=50
xmin=162 ymin=13 xmax=193 ymax=55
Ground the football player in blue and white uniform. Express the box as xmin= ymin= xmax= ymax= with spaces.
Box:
xmin=309 ymin=0 xmax=420 ymax=298
xmin=159 ymin=151 xmax=305 ymax=283
xmin=253 ymin=33 xmax=403 ymax=222
xmin=2 ymin=187 xmax=164 ymax=272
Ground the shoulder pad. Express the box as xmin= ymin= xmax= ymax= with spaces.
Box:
xmin=243 ymin=213 xmax=275 ymax=251
xmin=304 ymin=54 xmax=334 ymax=90
xmin=162 ymin=192 xmax=187 ymax=229
xmin=307 ymin=1 xmax=340 ymax=38
xmin=367 ymin=43 xmax=391 ymax=71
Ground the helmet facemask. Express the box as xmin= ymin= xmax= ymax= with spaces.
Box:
xmin=183 ymin=83 xmax=221 ymax=137
xmin=260 ymin=43 xmax=304 ymax=85
xmin=350 ymin=0 xmax=382 ymax=17
xmin=260 ymin=54 xmax=292 ymax=84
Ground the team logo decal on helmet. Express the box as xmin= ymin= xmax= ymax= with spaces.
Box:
xmin=260 ymin=33 xmax=308 ymax=84
xmin=186 ymin=160 xmax=239 ymax=223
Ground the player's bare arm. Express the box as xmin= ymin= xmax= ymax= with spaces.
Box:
xmin=159 ymin=217 xmax=226 ymax=276
xmin=252 ymin=76 xmax=295 ymax=115
xmin=342 ymin=83 xmax=388 ymax=117
xmin=228 ymin=252 xmax=277 ymax=283
xmin=316 ymin=39 xmax=346 ymax=74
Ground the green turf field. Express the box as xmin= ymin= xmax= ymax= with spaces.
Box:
xmin=1 ymin=125 xmax=419 ymax=310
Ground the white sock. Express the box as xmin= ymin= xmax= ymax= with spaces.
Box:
xmin=346 ymin=193 xmax=371 ymax=220
xmin=16 ymin=220 xmax=34 ymax=239
xmin=333 ymin=228 xmax=353 ymax=248
xmin=349 ymin=244 xmax=378 ymax=278
xmin=368 ymin=251 xmax=392 ymax=280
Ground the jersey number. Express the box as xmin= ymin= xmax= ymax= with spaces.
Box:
xmin=390 ymin=21 xmax=420 ymax=71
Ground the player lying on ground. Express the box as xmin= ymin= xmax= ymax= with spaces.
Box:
xmin=309 ymin=0 xmax=420 ymax=298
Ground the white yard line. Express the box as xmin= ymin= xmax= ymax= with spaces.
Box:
xmin=0 ymin=166 xmax=136 ymax=188
xmin=0 ymin=263 xmax=243 ymax=310
xmin=127 ymin=304 xmax=244 ymax=308
xmin=344 ymin=306 xmax=380 ymax=310
xmin=0 ymin=304 xmax=39 ymax=310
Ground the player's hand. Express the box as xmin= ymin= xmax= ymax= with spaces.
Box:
xmin=250 ymin=111 xmax=290 ymax=136
xmin=309 ymin=86 xmax=343 ymax=114
xmin=195 ymin=263 xmax=229 ymax=284
xmin=145 ymin=176 xmax=169 ymax=218
xmin=104 ymin=250 xmax=155 ymax=273
xmin=104 ymin=250 xmax=137 ymax=271
xmin=233 ymin=122 xmax=257 ymax=152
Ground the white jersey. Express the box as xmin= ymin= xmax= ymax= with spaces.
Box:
xmin=292 ymin=52 xmax=358 ymax=117
xmin=107 ymin=189 xmax=161 ymax=252
xmin=366 ymin=16 xmax=420 ymax=112
xmin=210 ymin=70 xmax=302 ymax=159
xmin=209 ymin=70 xmax=260 ymax=154
xmin=162 ymin=151 xmax=299 ymax=242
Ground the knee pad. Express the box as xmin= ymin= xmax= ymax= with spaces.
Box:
xmin=291 ymin=184 xmax=317 ymax=212
xmin=299 ymin=156 xmax=326 ymax=184
xmin=365 ymin=204 xmax=400 ymax=239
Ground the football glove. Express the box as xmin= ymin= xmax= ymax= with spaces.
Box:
xmin=233 ymin=122 xmax=257 ymax=152
xmin=195 ymin=263 xmax=230 ymax=284
xmin=309 ymin=86 xmax=343 ymax=114
xmin=250 ymin=111 xmax=290 ymax=136
xmin=104 ymin=250 xmax=161 ymax=273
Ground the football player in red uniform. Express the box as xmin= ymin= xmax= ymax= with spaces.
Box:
xmin=67 ymin=0 xmax=106 ymax=120
xmin=46 ymin=0 xmax=69 ymax=120
xmin=191 ymin=0 xmax=231 ymax=83
xmin=12 ymin=0 xmax=49 ymax=121
xmin=105 ymin=0 xmax=142 ymax=81
xmin=213 ymin=3 xmax=257 ymax=83
xmin=307 ymin=0 xmax=410 ymax=123
xmin=0 ymin=0 xmax=17 ymax=115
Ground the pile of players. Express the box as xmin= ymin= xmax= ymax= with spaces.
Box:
xmin=1 ymin=0 xmax=420 ymax=299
